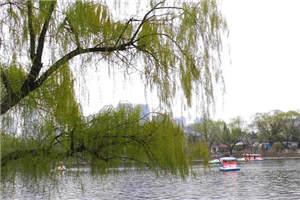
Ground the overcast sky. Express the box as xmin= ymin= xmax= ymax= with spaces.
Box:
xmin=216 ymin=0 xmax=300 ymax=122
xmin=82 ymin=1 xmax=300 ymax=123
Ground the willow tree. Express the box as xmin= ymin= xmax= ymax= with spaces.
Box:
xmin=253 ymin=110 xmax=284 ymax=145
xmin=279 ymin=111 xmax=300 ymax=146
xmin=0 ymin=0 xmax=227 ymax=177
xmin=218 ymin=118 xmax=246 ymax=155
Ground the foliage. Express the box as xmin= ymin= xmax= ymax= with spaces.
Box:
xmin=233 ymin=144 xmax=244 ymax=152
xmin=187 ymin=117 xmax=248 ymax=155
xmin=279 ymin=111 xmax=300 ymax=144
xmin=1 ymin=106 xmax=191 ymax=182
xmin=271 ymin=141 xmax=283 ymax=152
xmin=188 ymin=118 xmax=223 ymax=147
xmin=253 ymin=110 xmax=300 ymax=145
xmin=0 ymin=0 xmax=227 ymax=116
xmin=0 ymin=63 xmax=27 ymax=95
xmin=185 ymin=111 xmax=300 ymax=156
xmin=252 ymin=110 xmax=284 ymax=144
xmin=0 ymin=0 xmax=228 ymax=182
xmin=187 ymin=142 xmax=210 ymax=164
xmin=80 ymin=107 xmax=189 ymax=177
xmin=218 ymin=118 xmax=246 ymax=155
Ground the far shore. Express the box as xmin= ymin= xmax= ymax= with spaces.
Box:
xmin=263 ymin=156 xmax=300 ymax=160
xmin=193 ymin=153 xmax=300 ymax=163
xmin=209 ymin=151 xmax=300 ymax=159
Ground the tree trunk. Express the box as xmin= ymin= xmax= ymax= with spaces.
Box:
xmin=70 ymin=128 xmax=75 ymax=156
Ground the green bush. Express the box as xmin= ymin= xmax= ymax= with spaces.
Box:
xmin=233 ymin=145 xmax=244 ymax=152
xmin=272 ymin=142 xmax=283 ymax=152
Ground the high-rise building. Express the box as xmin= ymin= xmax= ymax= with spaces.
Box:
xmin=136 ymin=104 xmax=150 ymax=122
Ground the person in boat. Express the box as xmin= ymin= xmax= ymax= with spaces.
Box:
xmin=57 ymin=163 xmax=66 ymax=171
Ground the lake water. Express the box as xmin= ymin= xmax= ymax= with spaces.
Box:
xmin=1 ymin=159 xmax=300 ymax=200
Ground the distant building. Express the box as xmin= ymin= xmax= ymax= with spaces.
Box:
xmin=193 ymin=117 xmax=202 ymax=123
xmin=136 ymin=104 xmax=150 ymax=123
xmin=117 ymin=102 xmax=134 ymax=112
xmin=183 ymin=127 xmax=195 ymax=136
xmin=117 ymin=103 xmax=150 ymax=124
xmin=174 ymin=117 xmax=186 ymax=128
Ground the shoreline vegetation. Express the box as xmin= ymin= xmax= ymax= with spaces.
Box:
xmin=260 ymin=151 xmax=300 ymax=157
xmin=263 ymin=157 xmax=300 ymax=160
xmin=213 ymin=151 xmax=300 ymax=159
xmin=192 ymin=152 xmax=300 ymax=163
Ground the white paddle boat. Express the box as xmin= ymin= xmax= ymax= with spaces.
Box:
xmin=219 ymin=157 xmax=240 ymax=172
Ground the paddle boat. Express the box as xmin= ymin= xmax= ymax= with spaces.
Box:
xmin=237 ymin=153 xmax=263 ymax=162
xmin=219 ymin=157 xmax=240 ymax=172
xmin=250 ymin=153 xmax=263 ymax=161
xmin=208 ymin=158 xmax=220 ymax=164
xmin=237 ymin=154 xmax=250 ymax=162
xmin=57 ymin=163 xmax=66 ymax=171
xmin=236 ymin=157 xmax=247 ymax=162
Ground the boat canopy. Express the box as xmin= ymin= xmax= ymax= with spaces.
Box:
xmin=220 ymin=157 xmax=236 ymax=161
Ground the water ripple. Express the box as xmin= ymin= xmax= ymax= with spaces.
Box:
xmin=2 ymin=159 xmax=300 ymax=199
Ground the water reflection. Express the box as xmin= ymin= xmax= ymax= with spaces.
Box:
xmin=1 ymin=159 xmax=300 ymax=199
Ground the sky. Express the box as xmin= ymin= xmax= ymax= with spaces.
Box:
xmin=82 ymin=0 xmax=300 ymax=124
xmin=216 ymin=0 xmax=300 ymax=122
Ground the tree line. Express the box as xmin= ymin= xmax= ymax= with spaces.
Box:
xmin=187 ymin=110 xmax=300 ymax=155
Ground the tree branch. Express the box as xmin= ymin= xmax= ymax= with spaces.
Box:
xmin=1 ymin=148 xmax=49 ymax=167
xmin=65 ymin=16 xmax=81 ymax=47
xmin=35 ymin=43 xmax=131 ymax=89
xmin=27 ymin=0 xmax=35 ymax=61
xmin=0 ymin=69 xmax=13 ymax=96
xmin=36 ymin=1 xmax=55 ymax=60
xmin=114 ymin=18 xmax=133 ymax=47
xmin=21 ymin=1 xmax=56 ymax=95
xmin=130 ymin=1 xmax=165 ymax=43
xmin=0 ymin=1 xmax=25 ymax=8
xmin=0 ymin=41 xmax=133 ymax=115
xmin=0 ymin=70 xmax=17 ymax=113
